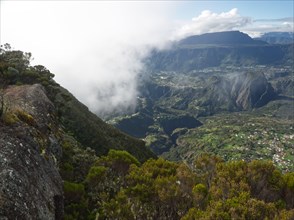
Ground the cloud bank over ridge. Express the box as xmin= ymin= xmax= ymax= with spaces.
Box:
xmin=175 ymin=8 xmax=252 ymax=38
xmin=174 ymin=8 xmax=293 ymax=38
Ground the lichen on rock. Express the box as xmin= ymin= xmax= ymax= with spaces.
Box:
xmin=0 ymin=84 xmax=64 ymax=219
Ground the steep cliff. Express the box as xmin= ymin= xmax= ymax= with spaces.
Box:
xmin=231 ymin=72 xmax=276 ymax=109
xmin=0 ymin=82 xmax=156 ymax=219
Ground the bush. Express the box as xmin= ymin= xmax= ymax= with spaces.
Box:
xmin=193 ymin=183 xmax=208 ymax=195
xmin=283 ymin=172 xmax=294 ymax=189
xmin=63 ymin=181 xmax=85 ymax=204
xmin=85 ymin=166 xmax=107 ymax=185
xmin=107 ymin=149 xmax=140 ymax=166
xmin=60 ymin=162 xmax=74 ymax=180
xmin=98 ymin=149 xmax=140 ymax=175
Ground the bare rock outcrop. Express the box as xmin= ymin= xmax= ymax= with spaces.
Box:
xmin=231 ymin=72 xmax=276 ymax=110
xmin=0 ymin=84 xmax=63 ymax=219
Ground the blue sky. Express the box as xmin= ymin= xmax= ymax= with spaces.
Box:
xmin=174 ymin=1 xmax=294 ymax=20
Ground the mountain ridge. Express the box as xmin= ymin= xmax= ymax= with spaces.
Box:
xmin=255 ymin=32 xmax=294 ymax=44
xmin=178 ymin=31 xmax=267 ymax=46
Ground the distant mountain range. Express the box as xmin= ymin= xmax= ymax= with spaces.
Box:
xmin=255 ymin=32 xmax=294 ymax=44
xmin=177 ymin=31 xmax=294 ymax=46
xmin=146 ymin=31 xmax=293 ymax=72
xmin=178 ymin=31 xmax=267 ymax=46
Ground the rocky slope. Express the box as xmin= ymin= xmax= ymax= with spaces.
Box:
xmin=0 ymin=82 xmax=156 ymax=219
xmin=231 ymin=72 xmax=276 ymax=109
xmin=0 ymin=84 xmax=63 ymax=219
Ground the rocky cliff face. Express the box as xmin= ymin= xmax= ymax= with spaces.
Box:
xmin=0 ymin=82 xmax=157 ymax=219
xmin=231 ymin=72 xmax=276 ymax=109
xmin=0 ymin=84 xmax=63 ymax=219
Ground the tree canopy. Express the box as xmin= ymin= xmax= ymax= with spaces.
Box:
xmin=60 ymin=149 xmax=294 ymax=220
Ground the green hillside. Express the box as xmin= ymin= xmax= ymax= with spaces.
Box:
xmin=0 ymin=44 xmax=155 ymax=162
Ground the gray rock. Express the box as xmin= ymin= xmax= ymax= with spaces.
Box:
xmin=0 ymin=84 xmax=63 ymax=219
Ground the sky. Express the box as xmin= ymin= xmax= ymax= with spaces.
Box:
xmin=1 ymin=1 xmax=293 ymax=117
xmin=174 ymin=1 xmax=294 ymax=20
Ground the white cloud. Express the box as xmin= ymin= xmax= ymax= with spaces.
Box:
xmin=243 ymin=20 xmax=294 ymax=37
xmin=174 ymin=8 xmax=252 ymax=39
xmin=174 ymin=8 xmax=293 ymax=39
xmin=1 ymin=1 xmax=176 ymax=117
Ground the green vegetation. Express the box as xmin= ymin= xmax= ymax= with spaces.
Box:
xmin=14 ymin=109 xmax=35 ymax=126
xmin=164 ymin=112 xmax=294 ymax=172
xmin=0 ymin=44 xmax=56 ymax=87
xmin=47 ymin=84 xmax=155 ymax=162
xmin=61 ymin=148 xmax=294 ymax=219
xmin=0 ymin=107 xmax=35 ymax=126
xmin=0 ymin=44 xmax=156 ymax=162
xmin=0 ymin=44 xmax=57 ymax=123
xmin=1 ymin=111 xmax=19 ymax=125
xmin=63 ymin=181 xmax=89 ymax=220
xmin=110 ymin=63 xmax=293 ymax=170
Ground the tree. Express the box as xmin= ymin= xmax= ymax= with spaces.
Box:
xmin=193 ymin=153 xmax=223 ymax=188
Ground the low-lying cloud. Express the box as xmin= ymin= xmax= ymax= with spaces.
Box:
xmin=1 ymin=1 xmax=175 ymax=117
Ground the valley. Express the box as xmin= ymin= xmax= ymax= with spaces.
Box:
xmin=108 ymin=31 xmax=294 ymax=171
